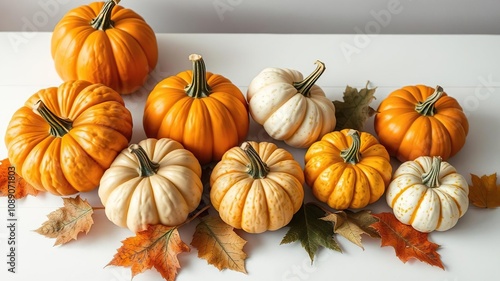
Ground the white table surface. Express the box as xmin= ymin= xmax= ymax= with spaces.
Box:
xmin=1 ymin=32 xmax=499 ymax=281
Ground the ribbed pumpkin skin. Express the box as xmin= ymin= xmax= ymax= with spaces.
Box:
xmin=51 ymin=0 xmax=158 ymax=94
xmin=210 ymin=141 xmax=305 ymax=233
xmin=98 ymin=138 xmax=203 ymax=233
xmin=304 ymin=129 xmax=393 ymax=210
xmin=374 ymin=85 xmax=469 ymax=162
xmin=4 ymin=80 xmax=133 ymax=196
xmin=143 ymin=55 xmax=249 ymax=165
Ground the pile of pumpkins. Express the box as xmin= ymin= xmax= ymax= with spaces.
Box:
xmin=4 ymin=0 xmax=470 ymax=235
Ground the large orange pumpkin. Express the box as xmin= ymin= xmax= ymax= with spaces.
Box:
xmin=4 ymin=80 xmax=133 ymax=196
xmin=143 ymin=54 xmax=249 ymax=165
xmin=374 ymin=85 xmax=469 ymax=162
xmin=51 ymin=0 xmax=158 ymax=94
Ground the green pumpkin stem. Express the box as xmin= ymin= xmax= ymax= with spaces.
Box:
xmin=129 ymin=144 xmax=160 ymax=177
xmin=421 ymin=156 xmax=442 ymax=188
xmin=293 ymin=60 xmax=326 ymax=97
xmin=185 ymin=54 xmax=212 ymax=98
xmin=340 ymin=129 xmax=362 ymax=164
xmin=33 ymin=100 xmax=73 ymax=138
xmin=90 ymin=0 xmax=120 ymax=30
xmin=241 ymin=142 xmax=270 ymax=179
xmin=414 ymin=86 xmax=444 ymax=116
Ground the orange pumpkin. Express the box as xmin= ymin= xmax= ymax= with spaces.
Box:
xmin=374 ymin=85 xmax=469 ymax=162
xmin=143 ymin=54 xmax=249 ymax=165
xmin=51 ymin=0 xmax=158 ymax=94
xmin=4 ymin=80 xmax=133 ymax=196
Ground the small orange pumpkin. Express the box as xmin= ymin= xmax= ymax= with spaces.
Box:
xmin=374 ymin=85 xmax=469 ymax=162
xmin=4 ymin=80 xmax=133 ymax=196
xmin=143 ymin=54 xmax=249 ymax=165
xmin=51 ymin=0 xmax=158 ymax=94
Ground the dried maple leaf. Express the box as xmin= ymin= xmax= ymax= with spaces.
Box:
xmin=281 ymin=203 xmax=341 ymax=263
xmin=469 ymin=173 xmax=500 ymax=208
xmin=0 ymin=158 xmax=39 ymax=199
xmin=108 ymin=224 xmax=190 ymax=281
xmin=321 ymin=210 xmax=380 ymax=249
xmin=35 ymin=195 xmax=94 ymax=246
xmin=191 ymin=215 xmax=247 ymax=273
xmin=333 ymin=82 xmax=377 ymax=131
xmin=371 ymin=212 xmax=444 ymax=269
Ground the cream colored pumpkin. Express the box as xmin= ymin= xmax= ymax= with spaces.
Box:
xmin=386 ymin=156 xmax=469 ymax=232
xmin=98 ymin=138 xmax=203 ymax=233
xmin=210 ymin=141 xmax=305 ymax=233
xmin=246 ymin=60 xmax=336 ymax=148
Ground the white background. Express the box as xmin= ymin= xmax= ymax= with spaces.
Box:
xmin=1 ymin=0 xmax=500 ymax=34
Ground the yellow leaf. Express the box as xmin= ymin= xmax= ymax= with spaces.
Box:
xmin=469 ymin=173 xmax=500 ymax=208
xmin=191 ymin=216 xmax=247 ymax=273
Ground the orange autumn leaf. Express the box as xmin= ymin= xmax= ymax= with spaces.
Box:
xmin=35 ymin=195 xmax=94 ymax=246
xmin=0 ymin=158 xmax=39 ymax=199
xmin=371 ymin=212 xmax=444 ymax=269
xmin=108 ymin=224 xmax=190 ymax=281
xmin=469 ymin=173 xmax=500 ymax=208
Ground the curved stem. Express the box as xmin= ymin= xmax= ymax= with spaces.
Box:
xmin=90 ymin=0 xmax=120 ymax=30
xmin=415 ymin=85 xmax=444 ymax=116
xmin=33 ymin=100 xmax=73 ymax=137
xmin=421 ymin=156 xmax=442 ymax=188
xmin=185 ymin=54 xmax=212 ymax=98
xmin=129 ymin=144 xmax=160 ymax=177
xmin=241 ymin=142 xmax=270 ymax=179
xmin=292 ymin=60 xmax=326 ymax=97
xmin=340 ymin=129 xmax=361 ymax=164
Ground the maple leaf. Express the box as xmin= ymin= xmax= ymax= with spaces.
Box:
xmin=281 ymin=203 xmax=341 ymax=263
xmin=333 ymin=82 xmax=377 ymax=131
xmin=371 ymin=212 xmax=444 ymax=269
xmin=35 ymin=195 xmax=94 ymax=246
xmin=0 ymin=158 xmax=39 ymax=199
xmin=321 ymin=210 xmax=380 ymax=250
xmin=191 ymin=215 xmax=247 ymax=273
xmin=469 ymin=173 xmax=500 ymax=208
xmin=108 ymin=224 xmax=190 ymax=281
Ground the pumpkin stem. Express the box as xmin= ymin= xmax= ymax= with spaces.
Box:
xmin=90 ymin=0 xmax=120 ymax=30
xmin=33 ymin=100 xmax=73 ymax=138
xmin=421 ymin=156 xmax=442 ymax=188
xmin=414 ymin=86 xmax=444 ymax=116
xmin=241 ymin=142 xmax=270 ymax=179
xmin=129 ymin=144 xmax=160 ymax=177
xmin=293 ymin=60 xmax=326 ymax=97
xmin=185 ymin=54 xmax=212 ymax=98
xmin=340 ymin=129 xmax=361 ymax=164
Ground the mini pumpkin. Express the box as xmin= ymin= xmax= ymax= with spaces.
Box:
xmin=246 ymin=60 xmax=336 ymax=148
xmin=304 ymin=129 xmax=393 ymax=210
xmin=143 ymin=54 xmax=249 ymax=165
xmin=4 ymin=80 xmax=133 ymax=196
xmin=51 ymin=0 xmax=158 ymax=94
xmin=210 ymin=141 xmax=305 ymax=233
xmin=374 ymin=85 xmax=469 ymax=162
xmin=386 ymin=156 xmax=469 ymax=232
xmin=98 ymin=138 xmax=203 ymax=233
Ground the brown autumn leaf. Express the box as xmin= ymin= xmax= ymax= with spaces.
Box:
xmin=35 ymin=195 xmax=94 ymax=246
xmin=469 ymin=173 xmax=500 ymax=208
xmin=191 ymin=215 xmax=247 ymax=273
xmin=321 ymin=209 xmax=380 ymax=249
xmin=371 ymin=212 xmax=444 ymax=269
xmin=0 ymin=158 xmax=39 ymax=199
xmin=108 ymin=224 xmax=190 ymax=281
xmin=333 ymin=82 xmax=377 ymax=131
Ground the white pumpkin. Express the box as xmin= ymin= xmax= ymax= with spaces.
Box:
xmin=98 ymin=138 xmax=203 ymax=233
xmin=386 ymin=156 xmax=469 ymax=232
xmin=246 ymin=60 xmax=336 ymax=148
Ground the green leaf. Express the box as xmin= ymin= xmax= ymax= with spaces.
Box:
xmin=280 ymin=203 xmax=341 ymax=263
xmin=333 ymin=82 xmax=377 ymax=131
